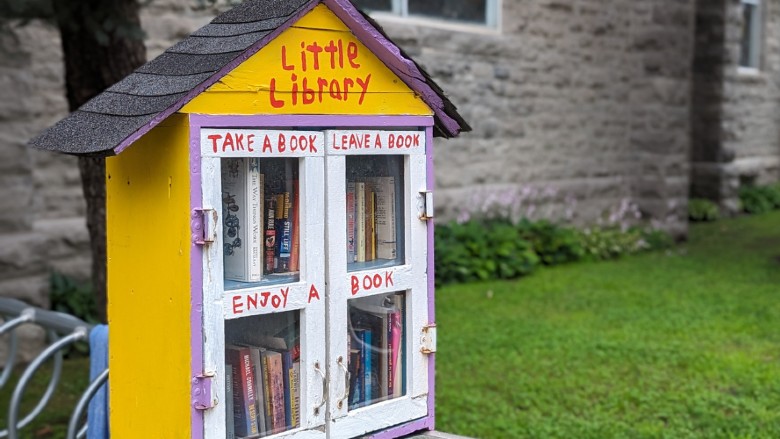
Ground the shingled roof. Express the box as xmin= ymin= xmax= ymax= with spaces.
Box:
xmin=29 ymin=0 xmax=470 ymax=157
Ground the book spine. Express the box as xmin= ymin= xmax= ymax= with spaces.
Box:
xmin=288 ymin=180 xmax=300 ymax=272
xmin=389 ymin=310 xmax=402 ymax=397
xmin=365 ymin=187 xmax=376 ymax=261
xmin=346 ymin=182 xmax=356 ymax=263
xmin=225 ymin=364 xmax=235 ymax=439
xmin=268 ymin=353 xmax=287 ymax=431
xmin=282 ymin=351 xmax=293 ymax=428
xmin=264 ymin=196 xmax=277 ymax=274
xmin=249 ymin=348 xmax=267 ymax=434
xmin=227 ymin=348 xmax=259 ymax=437
xmin=356 ymin=182 xmax=366 ymax=263
xmin=290 ymin=362 xmax=301 ymax=428
xmin=362 ymin=329 xmax=372 ymax=404
xmin=367 ymin=177 xmax=397 ymax=260
xmin=275 ymin=192 xmax=291 ymax=272
xmin=247 ymin=160 xmax=263 ymax=281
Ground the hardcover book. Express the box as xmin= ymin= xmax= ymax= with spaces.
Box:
xmin=222 ymin=159 xmax=263 ymax=282
xmin=356 ymin=182 xmax=366 ymax=263
xmin=262 ymin=350 xmax=287 ymax=433
xmin=264 ymin=196 xmax=277 ymax=274
xmin=365 ymin=177 xmax=397 ymax=260
xmin=346 ymin=182 xmax=357 ymax=263
xmin=226 ymin=346 xmax=260 ymax=437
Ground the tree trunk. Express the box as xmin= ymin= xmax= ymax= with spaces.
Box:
xmin=55 ymin=0 xmax=146 ymax=323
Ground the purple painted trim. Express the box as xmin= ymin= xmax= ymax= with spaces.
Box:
xmin=189 ymin=115 xmax=205 ymax=439
xmin=365 ymin=417 xmax=435 ymax=439
xmin=189 ymin=114 xmax=433 ymax=128
xmin=187 ymin=114 xmax=436 ymax=438
xmin=425 ymin=126 xmax=436 ymax=429
xmin=111 ymin=1 xmax=321 ymax=155
xmin=322 ymin=0 xmax=463 ymax=137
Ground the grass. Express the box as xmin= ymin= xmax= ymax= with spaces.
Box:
xmin=3 ymin=212 xmax=779 ymax=438
xmin=0 ymin=355 xmax=90 ymax=438
xmin=435 ymin=210 xmax=780 ymax=438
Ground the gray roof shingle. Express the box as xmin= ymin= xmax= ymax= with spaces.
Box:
xmin=29 ymin=0 xmax=469 ymax=156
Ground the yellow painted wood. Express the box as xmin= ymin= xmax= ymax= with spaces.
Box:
xmin=181 ymin=4 xmax=432 ymax=116
xmin=106 ymin=113 xmax=192 ymax=438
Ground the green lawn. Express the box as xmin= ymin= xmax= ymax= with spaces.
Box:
xmin=435 ymin=211 xmax=780 ymax=438
xmin=3 ymin=212 xmax=779 ymax=438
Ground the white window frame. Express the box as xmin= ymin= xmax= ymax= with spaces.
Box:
xmin=200 ymin=135 xmax=328 ymax=439
xmin=738 ymin=0 xmax=763 ymax=74
xmin=324 ymin=131 xmax=431 ymax=439
xmin=357 ymin=0 xmax=501 ymax=33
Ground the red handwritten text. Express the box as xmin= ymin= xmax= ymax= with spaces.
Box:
xmin=350 ymin=271 xmax=394 ymax=296
xmin=270 ymin=39 xmax=371 ymax=108
xmin=231 ymin=287 xmax=289 ymax=315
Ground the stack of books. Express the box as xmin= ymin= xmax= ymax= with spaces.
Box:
xmin=346 ymin=176 xmax=397 ymax=264
xmin=221 ymin=158 xmax=300 ymax=284
xmin=225 ymin=329 xmax=301 ymax=438
xmin=347 ymin=293 xmax=405 ymax=409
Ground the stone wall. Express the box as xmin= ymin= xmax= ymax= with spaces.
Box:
xmin=0 ymin=0 xmax=707 ymax=358
xmin=691 ymin=0 xmax=780 ymax=212
xmin=377 ymin=0 xmax=694 ymax=236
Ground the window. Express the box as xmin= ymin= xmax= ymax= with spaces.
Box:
xmin=352 ymin=0 xmax=499 ymax=28
xmin=739 ymin=0 xmax=763 ymax=70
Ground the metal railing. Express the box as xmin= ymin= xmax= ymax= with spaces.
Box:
xmin=0 ymin=298 xmax=106 ymax=439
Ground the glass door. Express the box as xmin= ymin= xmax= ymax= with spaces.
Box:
xmin=324 ymin=130 xmax=431 ymax=439
xmin=200 ymin=129 xmax=327 ymax=439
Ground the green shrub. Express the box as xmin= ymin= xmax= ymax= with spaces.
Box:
xmin=688 ymin=198 xmax=720 ymax=222
xmin=50 ymin=272 xmax=98 ymax=324
xmin=516 ymin=219 xmax=584 ymax=265
xmin=577 ymin=227 xmax=648 ymax=261
xmin=739 ymin=185 xmax=776 ymax=214
xmin=434 ymin=220 xmax=539 ymax=285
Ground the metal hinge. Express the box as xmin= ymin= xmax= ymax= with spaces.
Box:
xmin=193 ymin=208 xmax=218 ymax=245
xmin=419 ymin=191 xmax=434 ymax=220
xmin=421 ymin=324 xmax=437 ymax=354
xmin=192 ymin=371 xmax=217 ymax=410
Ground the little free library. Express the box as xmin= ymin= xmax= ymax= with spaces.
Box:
xmin=30 ymin=0 xmax=468 ymax=438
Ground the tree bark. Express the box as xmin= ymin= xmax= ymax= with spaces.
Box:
xmin=55 ymin=0 xmax=146 ymax=323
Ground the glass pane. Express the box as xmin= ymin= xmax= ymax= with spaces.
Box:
xmin=347 ymin=292 xmax=406 ymax=409
xmin=346 ymin=155 xmax=404 ymax=271
xmin=408 ymin=0 xmax=487 ymax=24
xmin=225 ymin=311 xmax=301 ymax=437
xmin=222 ymin=158 xmax=300 ymax=290
xmin=739 ymin=3 xmax=760 ymax=68
xmin=351 ymin=0 xmax=393 ymax=12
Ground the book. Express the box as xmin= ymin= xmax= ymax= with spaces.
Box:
xmin=288 ymin=180 xmax=300 ymax=272
xmin=281 ymin=350 xmax=293 ymax=428
xmin=222 ymin=159 xmax=263 ymax=282
xmin=365 ymin=177 xmax=397 ymax=260
xmin=248 ymin=347 xmax=269 ymax=433
xmin=362 ymin=328 xmax=373 ymax=404
xmin=226 ymin=346 xmax=260 ymax=437
xmin=275 ymin=192 xmax=292 ymax=273
xmin=349 ymin=329 xmax=366 ymax=408
xmin=264 ymin=196 xmax=277 ymax=275
xmin=346 ymin=182 xmax=357 ymax=263
xmin=388 ymin=308 xmax=402 ymax=397
xmin=290 ymin=362 xmax=301 ymax=428
xmin=225 ymin=364 xmax=235 ymax=439
xmin=356 ymin=182 xmax=366 ymax=263
xmin=365 ymin=186 xmax=376 ymax=261
xmin=262 ymin=350 xmax=286 ymax=433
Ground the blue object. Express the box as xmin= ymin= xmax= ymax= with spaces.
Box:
xmin=88 ymin=325 xmax=109 ymax=439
